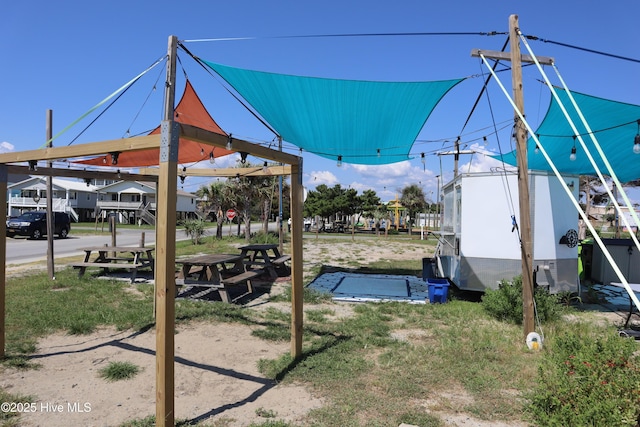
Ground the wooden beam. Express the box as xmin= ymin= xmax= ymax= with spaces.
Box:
xmin=471 ymin=48 xmax=554 ymax=65
xmin=437 ymin=150 xmax=475 ymax=156
xmin=0 ymin=134 xmax=161 ymax=164
xmin=139 ymin=165 xmax=292 ymax=178
xmin=289 ymin=161 xmax=304 ymax=357
xmin=7 ymin=165 xmax=159 ymax=182
xmin=179 ymin=124 xmax=301 ymax=166
xmin=156 ymin=35 xmax=178 ymax=427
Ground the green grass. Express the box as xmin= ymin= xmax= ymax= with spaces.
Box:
xmin=0 ymin=390 xmax=34 ymax=426
xmin=1 ymin=235 xmax=634 ymax=427
xmin=98 ymin=361 xmax=141 ymax=382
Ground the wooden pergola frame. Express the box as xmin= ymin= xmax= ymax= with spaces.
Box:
xmin=0 ymin=36 xmax=304 ymax=427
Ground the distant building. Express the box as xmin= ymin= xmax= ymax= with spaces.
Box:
xmin=96 ymin=180 xmax=197 ymax=225
xmin=7 ymin=176 xmax=99 ymax=221
xmin=6 ymin=176 xmax=198 ymax=224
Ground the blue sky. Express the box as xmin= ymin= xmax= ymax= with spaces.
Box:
xmin=2 ymin=1 xmax=639 ymax=202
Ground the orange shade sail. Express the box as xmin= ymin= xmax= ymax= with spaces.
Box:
xmin=74 ymin=79 xmax=234 ymax=167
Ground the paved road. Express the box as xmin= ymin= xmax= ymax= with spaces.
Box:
xmin=5 ymin=222 xmax=284 ymax=265
xmin=5 ymin=221 xmax=402 ymax=265
xmin=5 ymin=228 xmax=160 ymax=265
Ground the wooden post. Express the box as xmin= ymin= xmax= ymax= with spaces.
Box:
xmin=290 ymin=160 xmax=304 ymax=357
xmin=110 ymin=214 xmax=117 ymax=247
xmin=510 ymin=15 xmax=535 ymax=337
xmin=278 ymin=136 xmax=284 ymax=255
xmin=46 ymin=110 xmax=55 ymax=279
xmin=156 ymin=35 xmax=178 ymax=427
xmin=0 ymin=165 xmax=6 ymax=357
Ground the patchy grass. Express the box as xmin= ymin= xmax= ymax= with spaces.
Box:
xmin=98 ymin=361 xmax=141 ymax=382
xmin=3 ymin=234 xmax=632 ymax=427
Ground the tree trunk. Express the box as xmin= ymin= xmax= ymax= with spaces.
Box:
xmin=216 ymin=207 xmax=223 ymax=239
xmin=262 ymin=199 xmax=270 ymax=234
xmin=243 ymin=209 xmax=251 ymax=242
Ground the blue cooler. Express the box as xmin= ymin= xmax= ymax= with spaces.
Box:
xmin=427 ymin=278 xmax=449 ymax=304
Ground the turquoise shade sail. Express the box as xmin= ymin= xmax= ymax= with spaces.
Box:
xmin=202 ymin=60 xmax=463 ymax=165
xmin=497 ymin=89 xmax=640 ymax=182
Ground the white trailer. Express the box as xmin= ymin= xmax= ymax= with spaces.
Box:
xmin=433 ymin=170 xmax=580 ymax=293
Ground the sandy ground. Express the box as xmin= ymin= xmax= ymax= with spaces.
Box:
xmin=2 ymin=322 xmax=324 ymax=427
xmin=0 ymin=236 xmax=624 ymax=427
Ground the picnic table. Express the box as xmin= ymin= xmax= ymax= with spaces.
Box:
xmin=175 ymin=253 xmax=264 ymax=303
xmin=238 ymin=243 xmax=291 ymax=279
xmin=71 ymin=246 xmax=155 ymax=283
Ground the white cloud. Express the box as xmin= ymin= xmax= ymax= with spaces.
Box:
xmin=0 ymin=141 xmax=15 ymax=153
xmin=349 ymin=161 xmax=412 ymax=178
xmin=348 ymin=181 xmax=375 ymax=192
xmin=306 ymin=170 xmax=339 ymax=188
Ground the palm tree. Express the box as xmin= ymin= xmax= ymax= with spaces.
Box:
xmin=196 ymin=180 xmax=227 ymax=239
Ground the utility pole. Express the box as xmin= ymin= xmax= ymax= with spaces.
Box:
xmin=472 ymin=15 xmax=553 ymax=338
xmin=453 ymin=137 xmax=460 ymax=177
xmin=509 ymin=14 xmax=535 ymax=337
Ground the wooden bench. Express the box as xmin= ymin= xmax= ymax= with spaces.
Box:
xmin=176 ymin=269 xmax=264 ymax=303
xmin=71 ymin=262 xmax=146 ymax=283
xmin=73 ymin=246 xmax=155 ymax=283
xmin=272 ymin=255 xmax=291 ymax=265
xmin=271 ymin=254 xmax=291 ymax=275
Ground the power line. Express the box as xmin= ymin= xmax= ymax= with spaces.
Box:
xmin=524 ymin=34 xmax=640 ymax=64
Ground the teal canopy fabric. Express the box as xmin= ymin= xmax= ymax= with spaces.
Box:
xmin=202 ymin=60 xmax=463 ymax=165
xmin=497 ymin=89 xmax=640 ymax=182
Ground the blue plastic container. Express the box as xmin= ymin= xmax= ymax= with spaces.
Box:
xmin=427 ymin=278 xmax=449 ymax=304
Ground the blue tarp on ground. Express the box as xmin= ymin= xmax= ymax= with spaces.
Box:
xmin=308 ymin=272 xmax=429 ymax=303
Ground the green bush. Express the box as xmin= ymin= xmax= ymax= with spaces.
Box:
xmin=250 ymin=230 xmax=280 ymax=245
xmin=181 ymin=218 xmax=207 ymax=244
xmin=481 ymin=276 xmax=563 ymax=324
xmin=527 ymin=330 xmax=640 ymax=426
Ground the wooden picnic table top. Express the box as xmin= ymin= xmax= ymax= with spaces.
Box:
xmin=81 ymin=246 xmax=155 ymax=253
xmin=239 ymin=244 xmax=278 ymax=251
xmin=176 ymin=253 xmax=243 ymax=266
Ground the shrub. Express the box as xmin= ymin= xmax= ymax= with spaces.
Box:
xmin=527 ymin=330 xmax=640 ymax=426
xmin=181 ymin=218 xmax=207 ymax=244
xmin=250 ymin=230 xmax=279 ymax=245
xmin=481 ymin=276 xmax=563 ymax=324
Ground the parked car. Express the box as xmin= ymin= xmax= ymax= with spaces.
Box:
xmin=6 ymin=211 xmax=71 ymax=239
